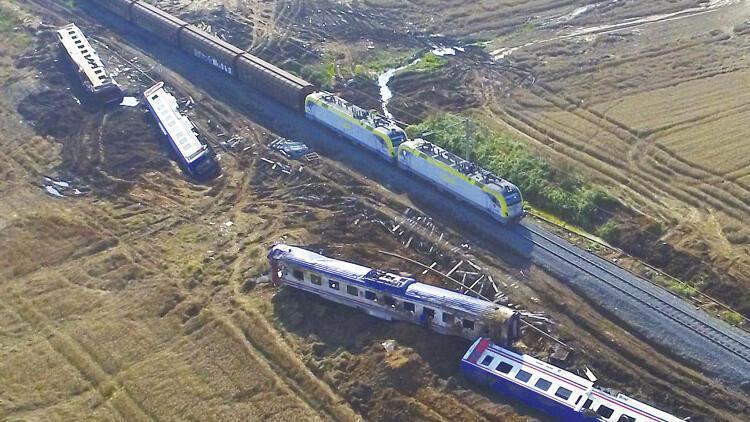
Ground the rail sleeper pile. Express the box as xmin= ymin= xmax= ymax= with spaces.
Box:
xmin=89 ymin=0 xmax=315 ymax=110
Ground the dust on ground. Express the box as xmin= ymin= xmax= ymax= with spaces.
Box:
xmin=1 ymin=0 xmax=749 ymax=421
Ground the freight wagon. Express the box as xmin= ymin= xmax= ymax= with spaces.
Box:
xmin=268 ymin=244 xmax=521 ymax=346
xmin=143 ymin=82 xmax=219 ymax=178
xmin=56 ymin=23 xmax=123 ymax=104
xmin=87 ymin=0 xmax=315 ymax=111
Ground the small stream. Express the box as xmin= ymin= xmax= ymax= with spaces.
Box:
xmin=377 ymin=46 xmax=463 ymax=119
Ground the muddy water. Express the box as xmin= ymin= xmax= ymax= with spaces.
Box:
xmin=491 ymin=0 xmax=744 ymax=59
xmin=377 ymin=46 xmax=464 ymax=119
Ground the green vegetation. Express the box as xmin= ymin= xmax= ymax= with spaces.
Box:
xmin=652 ymin=273 xmax=699 ymax=297
xmin=720 ymin=310 xmax=744 ymax=326
xmin=301 ymin=57 xmax=336 ymax=90
xmin=0 ymin=4 xmax=21 ymax=33
xmin=407 ymin=114 xmax=619 ymax=229
xmin=596 ymin=220 xmax=621 ymax=242
xmin=401 ymin=52 xmax=447 ymax=74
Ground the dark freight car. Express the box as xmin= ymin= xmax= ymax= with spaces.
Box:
xmin=236 ymin=54 xmax=316 ymax=111
xmin=88 ymin=0 xmax=136 ymax=21
xmin=129 ymin=1 xmax=187 ymax=46
xmin=178 ymin=25 xmax=243 ymax=77
xmin=89 ymin=0 xmax=316 ymax=111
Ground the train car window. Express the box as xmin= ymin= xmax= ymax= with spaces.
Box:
xmin=583 ymin=398 xmax=593 ymax=409
xmin=293 ymin=269 xmax=304 ymax=281
xmin=311 ymin=274 xmax=322 ymax=285
xmin=480 ymin=355 xmax=494 ymax=366
xmin=423 ymin=308 xmax=435 ymax=319
xmin=534 ymin=378 xmax=552 ymax=392
xmin=383 ymin=295 xmax=396 ymax=308
xmin=442 ymin=312 xmax=454 ymax=324
xmin=617 ymin=416 xmax=636 ymax=422
xmin=403 ymin=302 xmax=415 ymax=313
xmin=596 ymin=405 xmax=614 ymax=419
xmin=515 ymin=370 xmax=532 ymax=383
xmin=555 ymin=387 xmax=572 ymax=400
xmin=346 ymin=285 xmax=358 ymax=296
xmin=329 ymin=280 xmax=339 ymax=290
xmin=462 ymin=319 xmax=475 ymax=330
xmin=365 ymin=291 xmax=377 ymax=301
xmin=495 ymin=361 xmax=513 ymax=374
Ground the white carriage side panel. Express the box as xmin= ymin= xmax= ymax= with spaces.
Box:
xmin=305 ymin=95 xmax=391 ymax=159
xmin=56 ymin=23 xmax=115 ymax=91
xmin=399 ymin=148 xmax=498 ymax=219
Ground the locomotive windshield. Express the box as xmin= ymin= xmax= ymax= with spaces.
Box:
xmin=389 ymin=128 xmax=407 ymax=147
xmin=504 ymin=187 xmax=522 ymax=206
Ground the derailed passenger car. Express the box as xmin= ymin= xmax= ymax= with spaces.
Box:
xmin=268 ymin=244 xmax=521 ymax=346
xmin=143 ymin=82 xmax=219 ymax=179
xmin=56 ymin=23 xmax=123 ymax=104
xmin=462 ymin=338 xmax=685 ymax=422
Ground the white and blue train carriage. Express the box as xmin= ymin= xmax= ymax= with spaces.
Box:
xmin=143 ymin=82 xmax=219 ymax=179
xmin=461 ymin=338 xmax=685 ymax=422
xmin=397 ymin=139 xmax=524 ymax=224
xmin=268 ymin=244 xmax=521 ymax=346
xmin=304 ymin=92 xmax=408 ymax=160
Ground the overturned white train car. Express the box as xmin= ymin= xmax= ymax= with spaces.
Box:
xmin=268 ymin=244 xmax=521 ymax=346
xmin=56 ymin=23 xmax=123 ymax=104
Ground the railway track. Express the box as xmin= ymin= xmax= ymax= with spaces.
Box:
xmin=516 ymin=222 xmax=750 ymax=364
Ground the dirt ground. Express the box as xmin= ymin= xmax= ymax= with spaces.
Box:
xmin=1 ymin=0 xmax=750 ymax=421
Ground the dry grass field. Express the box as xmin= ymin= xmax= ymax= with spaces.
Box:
xmin=2 ymin=0 xmax=750 ymax=421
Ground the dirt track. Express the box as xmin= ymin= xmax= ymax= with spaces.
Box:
xmin=1 ymin=0 xmax=750 ymax=421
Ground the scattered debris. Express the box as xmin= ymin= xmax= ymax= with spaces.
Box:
xmin=381 ymin=340 xmax=397 ymax=353
xmin=119 ymin=96 xmax=139 ymax=107
xmin=270 ymin=137 xmax=312 ymax=159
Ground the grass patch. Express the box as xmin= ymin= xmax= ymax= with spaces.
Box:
xmin=652 ymin=273 xmax=699 ymax=297
xmin=406 ymin=114 xmax=619 ymax=229
xmin=720 ymin=310 xmax=743 ymax=326
xmin=401 ymin=52 xmax=447 ymax=74
xmin=301 ymin=57 xmax=336 ymax=90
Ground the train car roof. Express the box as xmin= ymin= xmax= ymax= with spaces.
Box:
xmin=269 ymin=244 xmax=416 ymax=294
xmin=56 ymin=23 xmax=114 ymax=89
xmin=405 ymin=283 xmax=501 ymax=316
xmin=143 ymin=82 xmax=205 ymax=163
xmin=308 ymin=92 xmax=403 ymax=132
xmin=400 ymin=139 xmax=519 ymax=195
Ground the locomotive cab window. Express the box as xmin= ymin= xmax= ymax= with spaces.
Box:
xmin=329 ymin=280 xmax=339 ymax=290
xmin=346 ymin=285 xmax=358 ymax=296
xmin=462 ymin=319 xmax=475 ymax=330
xmin=495 ymin=361 xmax=513 ymax=374
xmin=423 ymin=308 xmax=435 ymax=319
xmin=617 ymin=415 xmax=636 ymax=422
xmin=293 ymin=269 xmax=304 ymax=281
xmin=596 ymin=405 xmax=614 ymax=419
xmin=310 ymin=274 xmax=322 ymax=285
xmin=364 ymin=291 xmax=377 ymax=301
xmin=442 ymin=312 xmax=454 ymax=324
xmin=383 ymin=295 xmax=395 ymax=308
xmin=403 ymin=302 xmax=415 ymax=313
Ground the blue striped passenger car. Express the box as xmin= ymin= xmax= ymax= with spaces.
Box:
xmin=268 ymin=244 xmax=521 ymax=346
xmin=461 ymin=338 xmax=685 ymax=422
